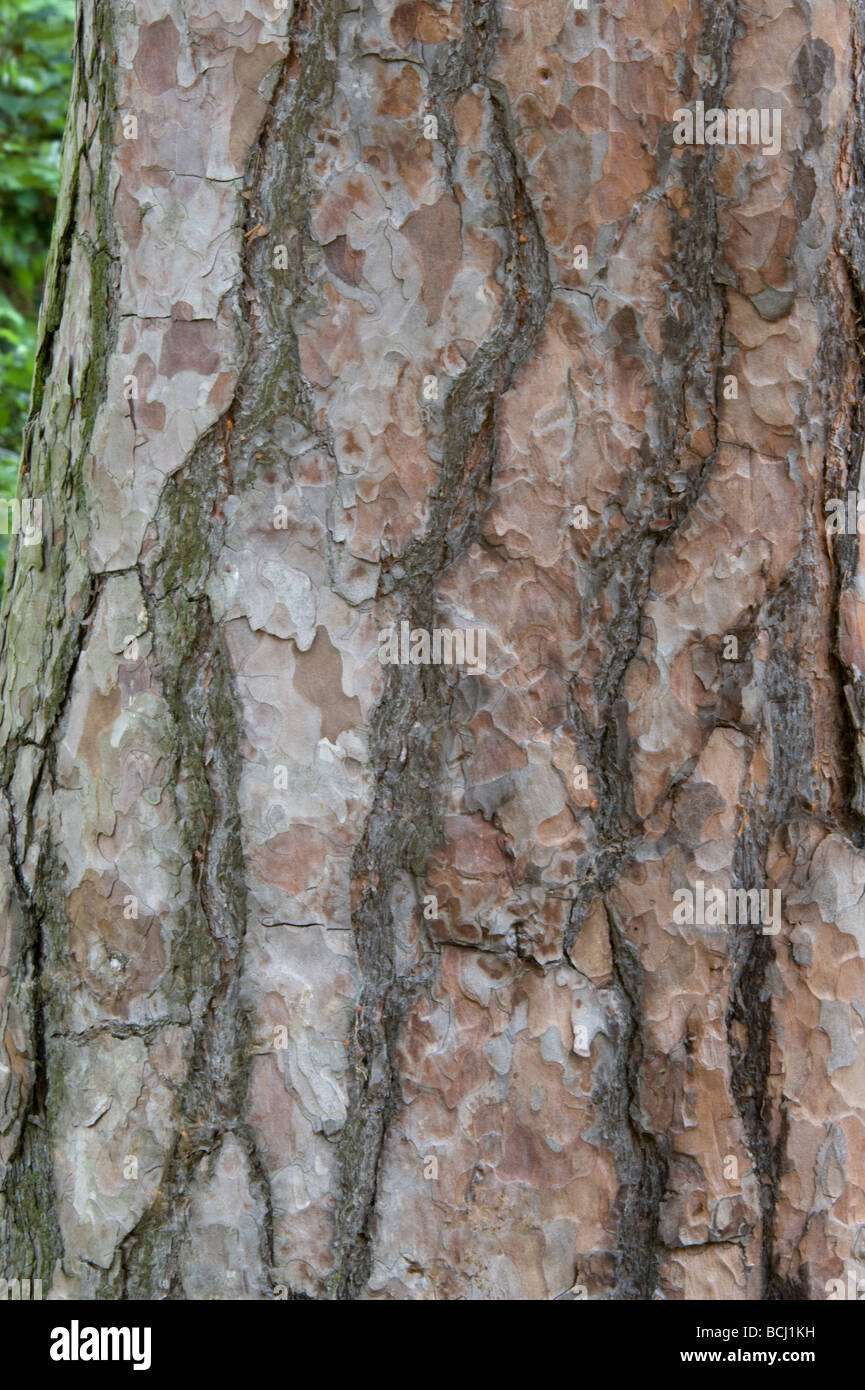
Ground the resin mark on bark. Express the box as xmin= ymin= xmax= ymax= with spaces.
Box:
xmin=331 ymin=0 xmax=553 ymax=1299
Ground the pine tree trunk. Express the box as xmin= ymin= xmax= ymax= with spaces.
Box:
xmin=1 ymin=0 xmax=865 ymax=1301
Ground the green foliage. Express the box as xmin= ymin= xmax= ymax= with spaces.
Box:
xmin=0 ymin=0 xmax=76 ymax=567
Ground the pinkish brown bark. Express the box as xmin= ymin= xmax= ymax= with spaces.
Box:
xmin=1 ymin=0 xmax=865 ymax=1301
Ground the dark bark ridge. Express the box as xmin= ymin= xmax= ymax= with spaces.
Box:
xmin=112 ymin=0 xmax=351 ymax=1300
xmin=0 ymin=0 xmax=121 ymax=1290
xmin=331 ymin=0 xmax=553 ymax=1299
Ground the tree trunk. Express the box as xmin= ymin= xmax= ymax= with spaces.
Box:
xmin=1 ymin=0 xmax=865 ymax=1301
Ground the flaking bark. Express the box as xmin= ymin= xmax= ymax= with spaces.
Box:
xmin=1 ymin=0 xmax=865 ymax=1301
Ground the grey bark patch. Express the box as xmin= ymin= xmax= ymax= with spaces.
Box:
xmin=750 ymin=287 xmax=796 ymax=321
xmin=820 ymin=1000 xmax=858 ymax=1076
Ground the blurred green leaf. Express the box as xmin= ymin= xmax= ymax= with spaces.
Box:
xmin=0 ymin=0 xmax=75 ymax=575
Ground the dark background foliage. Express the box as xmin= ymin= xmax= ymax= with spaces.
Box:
xmin=0 ymin=0 xmax=75 ymax=571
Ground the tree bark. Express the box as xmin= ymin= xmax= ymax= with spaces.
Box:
xmin=1 ymin=0 xmax=865 ymax=1301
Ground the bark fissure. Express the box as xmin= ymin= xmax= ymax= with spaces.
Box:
xmin=108 ymin=0 xmax=352 ymax=1297
xmin=726 ymin=570 xmax=815 ymax=1300
xmin=830 ymin=4 xmax=865 ymax=823
xmin=234 ymin=0 xmax=348 ymax=462
xmin=0 ymin=787 xmax=64 ymax=1285
xmin=116 ymin=444 xmax=266 ymax=1296
xmin=2 ymin=0 xmax=864 ymax=1305
xmin=559 ymin=0 xmax=753 ymax=1297
xmin=564 ymin=0 xmax=742 ymax=964
xmin=331 ymin=0 xmax=553 ymax=1298
xmin=0 ymin=0 xmax=123 ymax=1290
xmin=600 ymin=902 xmax=670 ymax=1300
xmin=721 ymin=11 xmax=861 ymax=1303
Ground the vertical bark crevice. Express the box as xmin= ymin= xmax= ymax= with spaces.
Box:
xmin=99 ymin=3 xmax=352 ymax=1294
xmin=726 ymin=569 xmax=815 ymax=1300
xmin=830 ymin=3 xmax=865 ymax=824
xmin=233 ymin=0 xmax=348 ymax=458
xmin=115 ymin=440 xmax=264 ymax=1296
xmin=0 ymin=791 xmax=64 ymax=1286
xmin=564 ymin=0 xmax=742 ymax=958
xmin=0 ymin=555 xmax=107 ymax=1287
xmin=331 ymin=0 xmax=553 ymax=1298
xmin=0 ymin=0 xmax=123 ymax=1292
xmin=87 ymin=0 xmax=357 ymax=1297
xmin=3 ymin=0 xmax=864 ymax=1305
xmin=721 ymin=6 xmax=862 ymax=1302
xmin=599 ymin=903 xmax=669 ymax=1300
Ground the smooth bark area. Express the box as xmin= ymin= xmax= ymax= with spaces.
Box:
xmin=1 ymin=0 xmax=865 ymax=1300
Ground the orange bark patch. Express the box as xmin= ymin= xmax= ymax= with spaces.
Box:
xmin=249 ymin=825 xmax=331 ymax=895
